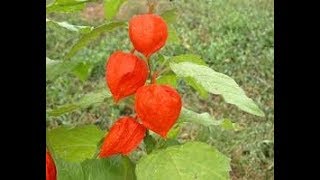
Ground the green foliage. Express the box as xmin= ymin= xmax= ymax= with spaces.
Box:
xmin=166 ymin=125 xmax=180 ymax=139
xmin=47 ymin=89 xmax=111 ymax=117
xmin=163 ymin=54 xmax=208 ymax=98
xmin=46 ymin=58 xmax=82 ymax=82
xmin=55 ymin=159 xmax=84 ymax=180
xmin=55 ymin=156 xmax=136 ymax=180
xmin=144 ymin=134 xmax=157 ymax=154
xmin=178 ymin=108 xmax=239 ymax=132
xmin=178 ymin=107 xmax=219 ymax=126
xmin=104 ymin=0 xmax=127 ymax=20
xmin=47 ymin=125 xmax=105 ymax=162
xmin=170 ymin=54 xmax=206 ymax=65
xmin=136 ymin=142 xmax=231 ymax=180
xmin=156 ymin=73 xmax=178 ymax=88
xmin=184 ymin=77 xmax=209 ymax=99
xmin=161 ymin=8 xmax=177 ymax=24
xmin=72 ymin=61 xmax=94 ymax=81
xmin=46 ymin=18 xmax=92 ymax=33
xmin=220 ymin=119 xmax=238 ymax=131
xmin=46 ymin=0 xmax=93 ymax=13
xmin=170 ymin=62 xmax=265 ymax=117
xmin=81 ymin=156 xmax=136 ymax=180
xmin=65 ymin=22 xmax=126 ymax=60
xmin=167 ymin=27 xmax=181 ymax=44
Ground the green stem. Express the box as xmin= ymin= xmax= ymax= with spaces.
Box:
xmin=147 ymin=57 xmax=152 ymax=82
xmin=92 ymin=149 xmax=100 ymax=159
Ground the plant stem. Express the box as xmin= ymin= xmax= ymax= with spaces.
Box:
xmin=92 ymin=150 xmax=100 ymax=159
xmin=151 ymin=71 xmax=159 ymax=84
xmin=158 ymin=67 xmax=170 ymax=76
xmin=147 ymin=0 xmax=156 ymax=14
xmin=147 ymin=56 xmax=152 ymax=81
xmin=130 ymin=48 xmax=135 ymax=54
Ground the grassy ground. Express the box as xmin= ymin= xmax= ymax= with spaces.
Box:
xmin=46 ymin=0 xmax=274 ymax=179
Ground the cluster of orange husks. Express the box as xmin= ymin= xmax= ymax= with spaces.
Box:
xmin=100 ymin=13 xmax=182 ymax=158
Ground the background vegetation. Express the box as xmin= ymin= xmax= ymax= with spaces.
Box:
xmin=46 ymin=0 xmax=274 ymax=179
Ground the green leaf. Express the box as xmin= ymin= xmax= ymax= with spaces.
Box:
xmin=184 ymin=77 xmax=209 ymax=99
xmin=47 ymin=104 xmax=79 ymax=117
xmin=156 ymin=73 xmax=177 ymax=88
xmin=46 ymin=58 xmax=78 ymax=81
xmin=72 ymin=61 xmax=94 ymax=81
xmin=46 ymin=0 xmax=91 ymax=13
xmin=104 ymin=0 xmax=127 ymax=20
xmin=170 ymin=54 xmax=207 ymax=65
xmin=154 ymin=54 xmax=169 ymax=70
xmin=144 ymin=134 xmax=156 ymax=154
xmin=170 ymin=62 xmax=265 ymax=117
xmin=47 ymin=89 xmax=111 ymax=117
xmin=81 ymin=156 xmax=136 ymax=180
xmin=136 ymin=142 xmax=231 ymax=180
xmin=156 ymin=139 xmax=180 ymax=150
xmin=161 ymin=8 xmax=177 ymax=24
xmin=166 ymin=124 xmax=180 ymax=139
xmin=46 ymin=58 xmax=95 ymax=82
xmin=55 ymin=159 xmax=84 ymax=180
xmin=54 ymin=156 xmax=136 ymax=180
xmin=178 ymin=107 xmax=220 ymax=126
xmin=220 ymin=119 xmax=243 ymax=131
xmin=220 ymin=119 xmax=238 ymax=131
xmin=47 ymin=125 xmax=105 ymax=162
xmin=65 ymin=22 xmax=126 ymax=60
xmin=46 ymin=18 xmax=92 ymax=33
xmin=178 ymin=108 xmax=239 ymax=131
xmin=167 ymin=27 xmax=181 ymax=44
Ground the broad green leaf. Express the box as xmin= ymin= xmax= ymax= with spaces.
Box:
xmin=178 ymin=107 xmax=220 ymax=126
xmin=46 ymin=18 xmax=92 ymax=33
xmin=178 ymin=108 xmax=239 ymax=131
xmin=161 ymin=8 xmax=177 ymax=24
xmin=47 ymin=125 xmax=105 ymax=162
xmin=156 ymin=139 xmax=180 ymax=150
xmin=154 ymin=54 xmax=206 ymax=73
xmin=184 ymin=77 xmax=209 ymax=99
xmin=170 ymin=62 xmax=265 ymax=117
xmin=170 ymin=54 xmax=207 ymax=65
xmin=72 ymin=61 xmax=94 ymax=81
xmin=65 ymin=22 xmax=126 ymax=60
xmin=136 ymin=142 xmax=231 ymax=180
xmin=167 ymin=27 xmax=181 ymax=44
xmin=81 ymin=156 xmax=136 ymax=180
xmin=46 ymin=0 xmax=91 ymax=13
xmin=55 ymin=158 xmax=84 ymax=180
xmin=156 ymin=73 xmax=177 ymax=88
xmin=47 ymin=89 xmax=111 ymax=117
xmin=54 ymin=156 xmax=136 ymax=180
xmin=104 ymin=0 xmax=127 ymax=20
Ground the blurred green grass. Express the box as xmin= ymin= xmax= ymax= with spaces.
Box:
xmin=46 ymin=0 xmax=274 ymax=179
